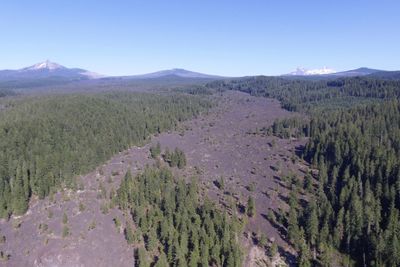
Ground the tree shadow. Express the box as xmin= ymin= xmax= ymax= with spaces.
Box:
xmin=279 ymin=246 xmax=297 ymax=267
xmin=273 ymin=175 xmax=282 ymax=182
xmin=278 ymin=193 xmax=289 ymax=204
xmin=213 ymin=179 xmax=222 ymax=189
xmin=295 ymin=145 xmax=305 ymax=158
xmin=262 ymin=190 xmax=270 ymax=198
xmin=261 ymin=212 xmax=287 ymax=239
xmin=237 ymin=202 xmax=246 ymax=214
xmin=298 ymin=198 xmax=309 ymax=209
xmin=260 ymin=211 xmax=298 ymax=266
xmin=273 ymin=176 xmax=291 ymax=190
xmin=298 ymin=168 xmax=307 ymax=175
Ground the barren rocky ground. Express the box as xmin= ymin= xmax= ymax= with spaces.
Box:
xmin=0 ymin=91 xmax=308 ymax=266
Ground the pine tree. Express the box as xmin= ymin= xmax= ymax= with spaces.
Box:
xmin=146 ymin=228 xmax=157 ymax=251
xmin=62 ymin=225 xmax=70 ymax=238
xmin=200 ymin=241 xmax=210 ymax=266
xmin=137 ymin=247 xmax=149 ymax=267
xmin=288 ymin=202 xmax=301 ymax=249
xmin=319 ymin=243 xmax=333 ymax=267
xmin=304 ymin=172 xmax=313 ymax=192
xmin=154 ymin=251 xmax=168 ymax=267
xmin=22 ymin=161 xmax=30 ymax=200
xmin=305 ymin=200 xmax=318 ymax=260
xmin=150 ymin=142 xmax=161 ymax=158
xmin=125 ymin=223 xmax=134 ymax=244
xmin=63 ymin=212 xmax=68 ymax=224
xmin=270 ymin=242 xmax=278 ymax=258
xmin=298 ymin=239 xmax=311 ymax=267
xmin=12 ymin=166 xmax=28 ymax=215
xmin=246 ymin=196 xmax=256 ymax=217
xmin=188 ymin=246 xmax=200 ymax=267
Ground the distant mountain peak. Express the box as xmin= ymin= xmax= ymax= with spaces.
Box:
xmin=330 ymin=67 xmax=383 ymax=77
xmin=286 ymin=66 xmax=336 ymax=76
xmin=23 ymin=60 xmax=66 ymax=71
xmin=0 ymin=61 xmax=103 ymax=81
xmin=126 ymin=68 xmax=222 ymax=79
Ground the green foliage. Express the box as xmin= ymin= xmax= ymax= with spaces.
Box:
xmin=0 ymin=250 xmax=10 ymax=261
xmin=62 ymin=225 xmax=69 ymax=238
xmin=88 ymin=221 xmax=96 ymax=230
xmin=125 ymin=223 xmax=134 ymax=244
xmin=164 ymin=147 xmax=187 ymax=169
xmin=215 ymin=176 xmax=225 ymax=190
xmin=154 ymin=251 xmax=168 ymax=267
xmin=298 ymin=239 xmax=311 ymax=267
xmin=270 ymin=242 xmax=278 ymax=258
xmin=303 ymin=173 xmax=313 ymax=192
xmin=98 ymin=182 xmax=107 ymax=199
xmin=137 ymin=247 xmax=149 ymax=267
xmin=208 ymin=75 xmax=400 ymax=265
xmin=113 ymin=217 xmax=121 ymax=230
xmin=149 ymin=142 xmax=161 ymax=158
xmin=205 ymin=76 xmax=400 ymax=112
xmin=0 ymin=88 xmax=15 ymax=98
xmin=62 ymin=212 xmax=68 ymax=224
xmin=175 ymin=85 xmax=215 ymax=95
xmin=78 ymin=202 xmax=85 ymax=212
xmin=258 ymin=233 xmax=267 ymax=248
xmin=0 ymin=92 xmax=210 ymax=217
xmin=100 ymin=202 xmax=109 ymax=214
xmin=297 ymin=100 xmax=400 ymax=266
xmin=247 ymin=182 xmax=256 ymax=192
xmin=266 ymin=116 xmax=309 ymax=139
xmin=88 ymin=220 xmax=96 ymax=231
xmin=246 ymin=196 xmax=256 ymax=217
xmin=116 ymin=167 xmax=242 ymax=266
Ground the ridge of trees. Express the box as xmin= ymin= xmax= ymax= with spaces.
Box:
xmin=0 ymin=89 xmax=15 ymax=98
xmin=205 ymin=76 xmax=400 ymax=112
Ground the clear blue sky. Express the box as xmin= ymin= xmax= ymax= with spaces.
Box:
xmin=1 ymin=0 xmax=399 ymax=76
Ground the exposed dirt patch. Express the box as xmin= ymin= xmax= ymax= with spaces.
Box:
xmin=0 ymin=91 xmax=307 ymax=266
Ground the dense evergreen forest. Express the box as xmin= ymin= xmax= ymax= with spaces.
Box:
xmin=204 ymin=76 xmax=400 ymax=266
xmin=116 ymin=167 xmax=243 ymax=267
xmin=0 ymin=92 xmax=211 ymax=217
xmin=206 ymin=76 xmax=400 ymax=111
xmin=295 ymin=101 xmax=400 ymax=266
xmin=0 ymin=88 xmax=15 ymax=98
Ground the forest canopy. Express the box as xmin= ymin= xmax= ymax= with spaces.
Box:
xmin=205 ymin=76 xmax=400 ymax=112
xmin=116 ymin=167 xmax=243 ymax=267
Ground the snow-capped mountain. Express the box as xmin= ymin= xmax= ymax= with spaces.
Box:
xmin=286 ymin=67 xmax=336 ymax=76
xmin=23 ymin=60 xmax=66 ymax=71
xmin=0 ymin=60 xmax=103 ymax=80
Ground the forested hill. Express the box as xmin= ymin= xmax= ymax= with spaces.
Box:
xmin=0 ymin=92 xmax=211 ymax=217
xmin=205 ymin=76 xmax=400 ymax=112
xmin=203 ymin=76 xmax=400 ymax=266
